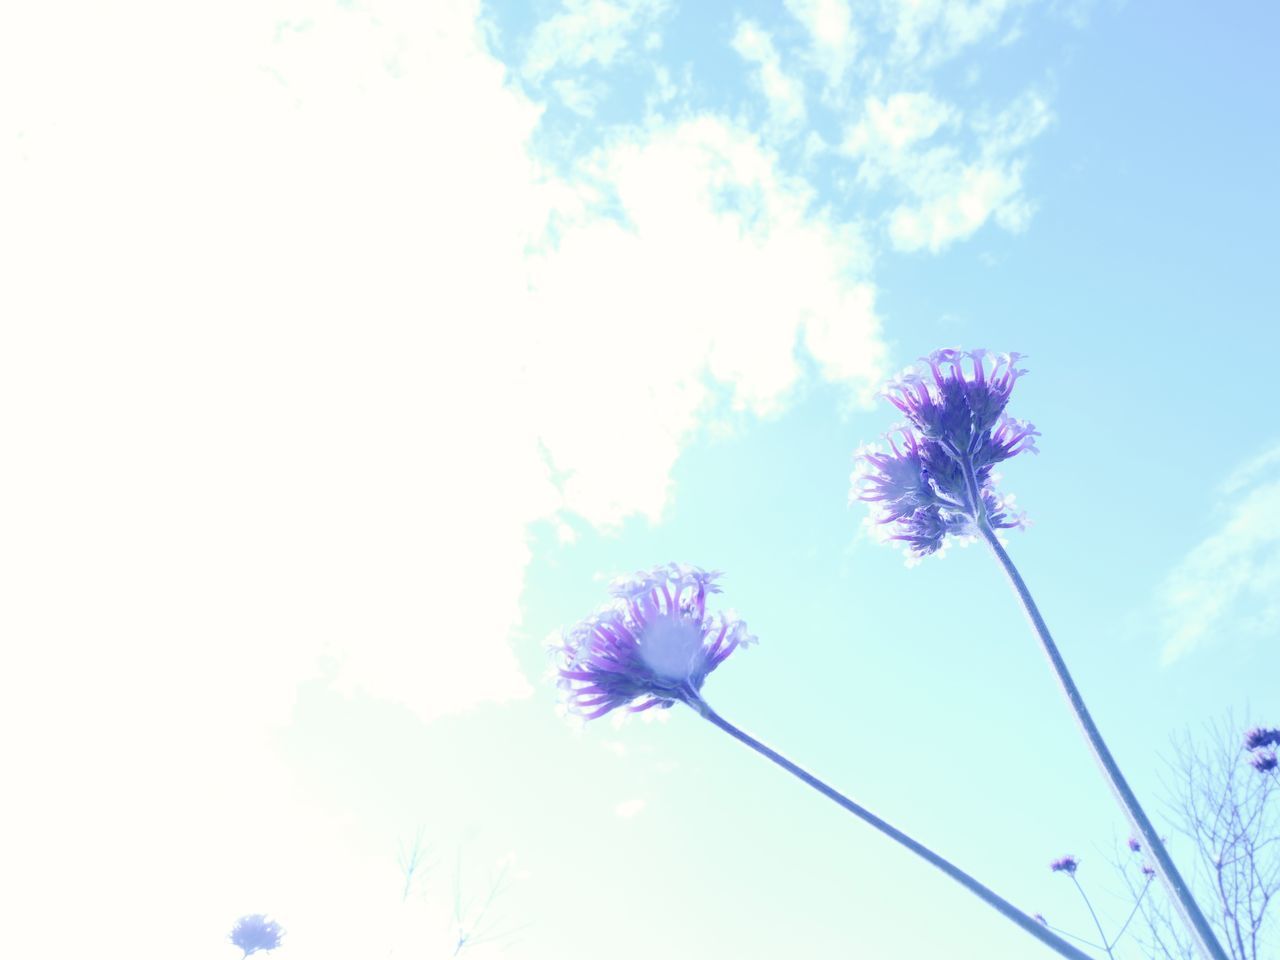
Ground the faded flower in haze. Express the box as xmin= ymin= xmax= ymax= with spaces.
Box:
xmin=853 ymin=349 xmax=1038 ymax=557
xmin=229 ymin=915 xmax=284 ymax=957
xmin=1049 ymin=856 xmax=1079 ymax=875
xmin=553 ymin=563 xmax=755 ymax=720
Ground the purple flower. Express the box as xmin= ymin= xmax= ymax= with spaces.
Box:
xmin=853 ymin=429 xmax=938 ymax=523
xmin=1251 ymin=749 xmax=1278 ymax=773
xmin=1128 ymin=837 xmax=1142 ymax=853
xmin=1049 ymin=855 xmax=1079 ymax=875
xmin=886 ymin=349 xmax=1024 ymax=445
xmin=1142 ymin=864 xmax=1156 ymax=877
xmin=1034 ymin=913 xmax=1048 ymax=926
xmin=1244 ymin=727 xmax=1280 ymax=750
xmin=229 ymin=915 xmax=284 ymax=956
xmin=854 ymin=349 xmax=1038 ymax=558
xmin=554 ymin=563 xmax=755 ymax=720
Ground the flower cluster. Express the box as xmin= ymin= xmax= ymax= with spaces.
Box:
xmin=1125 ymin=836 xmax=1157 ymax=877
xmin=229 ymin=915 xmax=284 ymax=957
xmin=554 ymin=563 xmax=755 ymax=720
xmin=1251 ymin=750 xmax=1278 ymax=773
xmin=853 ymin=349 xmax=1038 ymax=557
xmin=1244 ymin=727 xmax=1279 ymax=774
xmin=1049 ymin=856 xmax=1079 ymax=875
xmin=1244 ymin=726 xmax=1280 ymax=750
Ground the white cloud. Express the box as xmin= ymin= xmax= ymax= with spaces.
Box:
xmin=523 ymin=0 xmax=669 ymax=81
xmin=4 ymin=0 xmax=554 ymax=730
xmin=732 ymin=21 xmax=808 ymax=133
xmin=844 ymin=91 xmax=958 ymax=161
xmin=1159 ymin=446 xmax=1280 ymax=665
xmin=1 ymin=0 xmax=887 ymax=738
xmin=784 ymin=0 xmax=859 ymax=86
xmin=615 ymin=797 xmax=647 ymax=818
xmin=878 ymin=0 xmax=1026 ymax=67
xmin=1219 ymin=444 xmax=1280 ymax=497
xmin=524 ymin=113 xmax=884 ymax=523
xmin=887 ymin=163 xmax=1025 ymax=251
xmin=553 ymin=76 xmax=605 ymax=116
xmin=843 ymin=90 xmax=1050 ymax=251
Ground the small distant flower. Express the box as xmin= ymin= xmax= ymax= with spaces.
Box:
xmin=1251 ymin=749 xmax=1278 ymax=773
xmin=1142 ymin=864 xmax=1156 ymax=877
xmin=1049 ymin=856 xmax=1079 ymax=875
xmin=853 ymin=349 xmax=1037 ymax=557
xmin=1127 ymin=837 xmax=1142 ymax=853
xmin=553 ymin=563 xmax=756 ymax=720
xmin=1244 ymin=727 xmax=1280 ymax=750
xmin=229 ymin=915 xmax=284 ymax=957
xmin=1034 ymin=913 xmax=1048 ymax=926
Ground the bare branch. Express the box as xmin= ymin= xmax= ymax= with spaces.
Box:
xmin=1133 ymin=712 xmax=1280 ymax=960
xmin=396 ymin=827 xmax=432 ymax=903
xmin=451 ymin=849 xmax=525 ymax=956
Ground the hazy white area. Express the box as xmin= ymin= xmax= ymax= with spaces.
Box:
xmin=1 ymin=2 xmax=892 ymax=956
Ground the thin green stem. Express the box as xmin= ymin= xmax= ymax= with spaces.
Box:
xmin=973 ymin=509 xmax=1230 ymax=960
xmin=685 ymin=691 xmax=1098 ymax=960
xmin=1042 ymin=920 xmax=1106 ymax=952
xmin=1070 ymin=874 xmax=1116 ymax=960
xmin=1112 ymin=875 xmax=1153 ymax=948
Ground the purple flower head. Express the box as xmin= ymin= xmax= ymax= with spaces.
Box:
xmin=1049 ymin=855 xmax=1079 ymax=875
xmin=852 ymin=430 xmax=937 ymax=523
xmin=1128 ymin=837 xmax=1142 ymax=853
xmin=1034 ymin=913 xmax=1048 ymax=926
xmin=1244 ymin=727 xmax=1280 ymax=750
xmin=229 ymin=915 xmax=284 ymax=956
xmin=554 ymin=563 xmax=756 ymax=720
xmin=854 ymin=349 xmax=1037 ymax=558
xmin=880 ymin=502 xmax=974 ymax=557
xmin=1142 ymin=864 xmax=1156 ymax=877
xmin=1251 ymin=749 xmax=1278 ymax=773
xmin=885 ymin=350 xmax=1030 ymax=455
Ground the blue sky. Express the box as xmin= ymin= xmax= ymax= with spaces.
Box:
xmin=3 ymin=1 xmax=1279 ymax=958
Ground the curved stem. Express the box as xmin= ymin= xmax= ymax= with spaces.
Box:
xmin=1070 ymin=875 xmax=1116 ymax=960
xmin=1112 ymin=875 xmax=1153 ymax=948
xmin=974 ymin=517 xmax=1229 ymax=960
xmin=685 ymin=692 xmax=1098 ymax=960
xmin=1042 ymin=920 xmax=1106 ymax=952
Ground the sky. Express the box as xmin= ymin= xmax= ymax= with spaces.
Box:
xmin=2 ymin=1 xmax=1278 ymax=958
